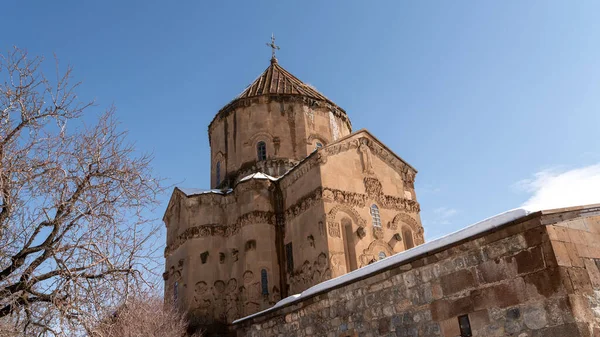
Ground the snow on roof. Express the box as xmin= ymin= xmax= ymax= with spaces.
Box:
xmin=233 ymin=207 xmax=532 ymax=324
xmin=177 ymin=188 xmax=232 ymax=196
xmin=238 ymin=172 xmax=278 ymax=182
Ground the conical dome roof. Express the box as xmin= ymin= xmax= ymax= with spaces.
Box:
xmin=218 ymin=59 xmax=345 ymax=115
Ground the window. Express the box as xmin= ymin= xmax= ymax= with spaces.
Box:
xmin=173 ymin=281 xmax=178 ymax=302
xmin=257 ymin=141 xmax=267 ymax=161
xmin=341 ymin=218 xmax=358 ymax=272
xmin=260 ymin=269 xmax=268 ymax=295
xmin=216 ymin=161 xmax=221 ymax=186
xmin=403 ymin=228 xmax=415 ymax=250
xmin=458 ymin=315 xmax=472 ymax=337
xmin=370 ymin=204 xmax=381 ymax=228
xmin=378 ymin=251 xmax=386 ymax=260
xmin=285 ymin=243 xmax=294 ymax=272
xmin=315 ymin=142 xmax=323 ymax=149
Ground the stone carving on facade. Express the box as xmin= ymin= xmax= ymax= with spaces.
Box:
xmin=364 ymin=177 xmax=383 ymax=197
xmin=356 ymin=227 xmax=366 ymax=239
xmin=164 ymin=210 xmax=275 ymax=256
xmin=239 ymin=271 xmax=261 ymax=316
xmin=244 ymin=131 xmax=274 ymax=147
xmin=358 ymin=140 xmax=374 ymax=175
xmin=328 ymin=251 xmax=346 ymax=274
xmin=373 ymin=227 xmax=384 ymax=240
xmin=289 ymin=252 xmax=331 ymax=294
xmin=284 ymin=187 xmax=323 ymax=220
xmin=306 ymin=133 xmax=328 ymax=146
xmin=388 ymin=212 xmax=424 ymax=244
xmin=327 ymin=222 xmax=341 ymax=238
xmin=326 ymin=204 xmax=367 ymax=227
xmin=358 ymin=240 xmax=395 ymax=268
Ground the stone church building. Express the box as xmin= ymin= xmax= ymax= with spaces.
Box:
xmin=162 ymin=53 xmax=425 ymax=326
xmin=164 ymin=49 xmax=600 ymax=337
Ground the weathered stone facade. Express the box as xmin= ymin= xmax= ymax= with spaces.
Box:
xmin=233 ymin=205 xmax=600 ymax=337
xmin=163 ymin=56 xmax=424 ymax=331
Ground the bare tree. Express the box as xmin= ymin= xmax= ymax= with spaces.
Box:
xmin=92 ymin=295 xmax=202 ymax=337
xmin=0 ymin=47 xmax=165 ymax=336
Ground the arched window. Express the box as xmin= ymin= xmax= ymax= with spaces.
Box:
xmin=378 ymin=251 xmax=386 ymax=260
xmin=403 ymin=228 xmax=415 ymax=250
xmin=370 ymin=204 xmax=381 ymax=228
xmin=215 ymin=161 xmax=221 ymax=186
xmin=260 ymin=269 xmax=269 ymax=295
xmin=257 ymin=141 xmax=267 ymax=161
xmin=315 ymin=142 xmax=323 ymax=149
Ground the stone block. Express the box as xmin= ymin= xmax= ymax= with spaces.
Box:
xmin=439 ymin=269 xmax=477 ymax=296
xmin=565 ymin=242 xmax=585 ymax=267
xmin=524 ymin=227 xmax=547 ymax=246
xmin=568 ymin=268 xmax=592 ymax=292
xmin=551 ymin=241 xmax=572 ymax=267
xmin=431 ymin=296 xmax=474 ymax=321
xmin=471 ymin=281 xmax=525 ymax=310
xmin=523 ymin=268 xmax=564 ymax=298
xmin=476 ymin=257 xmax=517 ymax=284
xmin=513 ymin=245 xmax=546 ymax=275
xmin=522 ymin=303 xmax=548 ymax=330
xmin=584 ymin=258 xmax=600 ymax=288
xmin=439 ymin=318 xmax=460 ymax=337
xmin=468 ymin=309 xmax=490 ymax=331
xmin=585 ymin=216 xmax=600 ymax=234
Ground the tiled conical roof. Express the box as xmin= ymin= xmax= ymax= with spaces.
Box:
xmin=226 ymin=58 xmax=343 ymax=112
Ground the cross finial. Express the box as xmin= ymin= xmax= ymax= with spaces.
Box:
xmin=266 ymin=33 xmax=280 ymax=63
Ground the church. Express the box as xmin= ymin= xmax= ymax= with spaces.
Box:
xmin=162 ymin=39 xmax=425 ymax=326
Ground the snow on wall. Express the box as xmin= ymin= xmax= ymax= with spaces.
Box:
xmin=233 ymin=207 xmax=532 ymax=324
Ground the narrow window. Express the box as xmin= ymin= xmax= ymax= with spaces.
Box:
xmin=403 ymin=228 xmax=415 ymax=250
xmin=257 ymin=141 xmax=267 ymax=161
xmin=378 ymin=251 xmax=386 ymax=260
xmin=458 ymin=314 xmax=472 ymax=337
xmin=285 ymin=243 xmax=294 ymax=272
xmin=315 ymin=142 xmax=323 ymax=149
xmin=341 ymin=218 xmax=358 ymax=272
xmin=173 ymin=281 xmax=178 ymax=303
xmin=370 ymin=204 xmax=381 ymax=228
xmin=200 ymin=251 xmax=209 ymax=264
xmin=260 ymin=269 xmax=268 ymax=295
xmin=216 ymin=161 xmax=221 ymax=186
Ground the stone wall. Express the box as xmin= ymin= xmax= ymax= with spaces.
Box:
xmin=208 ymin=98 xmax=351 ymax=188
xmin=233 ymin=206 xmax=600 ymax=337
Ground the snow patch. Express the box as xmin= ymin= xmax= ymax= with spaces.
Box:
xmin=239 ymin=172 xmax=278 ymax=182
xmin=178 ymin=188 xmax=232 ymax=196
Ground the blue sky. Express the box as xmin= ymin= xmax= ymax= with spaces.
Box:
xmin=3 ymin=1 xmax=599 ymax=241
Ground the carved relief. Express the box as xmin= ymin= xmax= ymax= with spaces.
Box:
xmin=329 ymin=251 xmax=346 ymax=274
xmin=165 ymin=210 xmax=275 ymax=256
xmin=289 ymin=252 xmax=332 ymax=293
xmin=373 ymin=227 xmax=384 ymax=240
xmin=326 ymin=204 xmax=367 ymax=227
xmin=357 ymin=227 xmax=366 ymax=239
xmin=244 ymin=131 xmax=274 ymax=147
xmin=389 ymin=213 xmax=423 ymax=244
xmin=328 ymin=222 xmax=341 ymax=238
xmin=284 ymin=187 xmax=323 ymax=220
xmin=364 ymin=177 xmax=383 ymax=197
xmin=306 ymin=133 xmax=328 ymax=145
xmin=358 ymin=240 xmax=395 ymax=267
xmin=358 ymin=140 xmax=374 ymax=174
